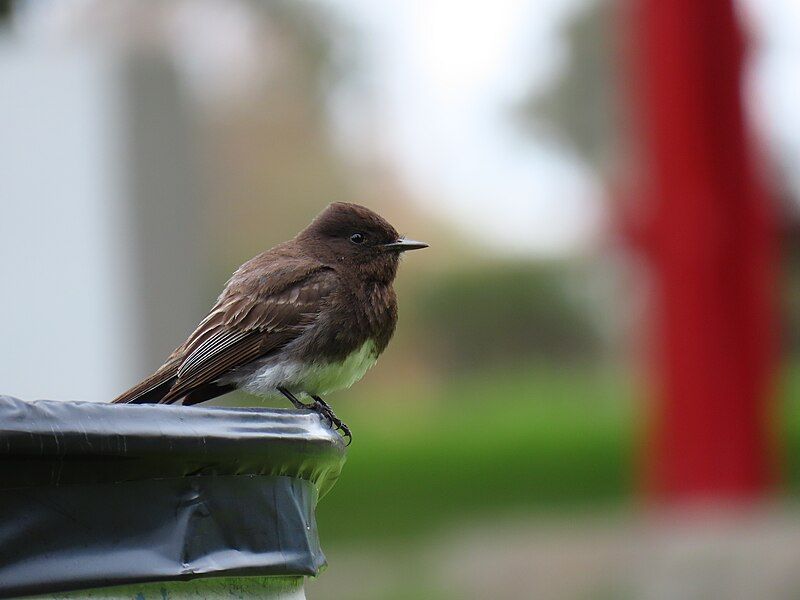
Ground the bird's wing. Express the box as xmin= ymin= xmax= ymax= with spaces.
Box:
xmin=114 ymin=264 xmax=338 ymax=405
xmin=160 ymin=266 xmax=338 ymax=404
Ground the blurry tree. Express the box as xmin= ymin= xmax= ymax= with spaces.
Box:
xmin=518 ymin=0 xmax=800 ymax=360
xmin=780 ymin=186 xmax=800 ymax=357
xmin=516 ymin=0 xmax=619 ymax=176
xmin=204 ymin=1 xmax=355 ymax=275
xmin=511 ymin=0 xmax=628 ymax=367
xmin=416 ymin=263 xmax=602 ymax=371
xmin=0 ymin=0 xmax=11 ymax=23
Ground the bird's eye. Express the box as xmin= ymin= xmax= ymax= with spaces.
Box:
xmin=349 ymin=233 xmax=366 ymax=245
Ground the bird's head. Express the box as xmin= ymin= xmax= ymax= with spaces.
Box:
xmin=300 ymin=202 xmax=427 ymax=282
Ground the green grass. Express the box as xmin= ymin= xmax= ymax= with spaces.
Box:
xmin=34 ymin=577 xmax=304 ymax=599
xmin=779 ymin=364 xmax=800 ymax=495
xmin=314 ymin=361 xmax=800 ymax=545
xmin=316 ymin=365 xmax=637 ymax=543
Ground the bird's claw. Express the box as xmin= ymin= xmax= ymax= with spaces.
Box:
xmin=331 ymin=417 xmax=352 ymax=446
xmin=279 ymin=388 xmax=351 ymax=445
xmin=311 ymin=397 xmax=352 ymax=446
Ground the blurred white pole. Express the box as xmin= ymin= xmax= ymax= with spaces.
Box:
xmin=0 ymin=39 xmax=207 ymax=402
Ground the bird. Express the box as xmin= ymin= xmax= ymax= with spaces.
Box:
xmin=112 ymin=202 xmax=427 ymax=443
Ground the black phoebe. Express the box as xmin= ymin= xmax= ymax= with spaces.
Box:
xmin=113 ymin=203 xmax=427 ymax=442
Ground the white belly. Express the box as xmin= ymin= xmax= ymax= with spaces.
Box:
xmin=228 ymin=339 xmax=379 ymax=398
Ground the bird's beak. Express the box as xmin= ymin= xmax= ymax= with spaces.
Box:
xmin=382 ymin=238 xmax=429 ymax=252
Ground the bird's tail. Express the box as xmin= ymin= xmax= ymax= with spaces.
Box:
xmin=112 ymin=355 xmax=234 ymax=406
xmin=112 ymin=371 xmax=178 ymax=404
xmin=111 ymin=352 xmax=183 ymax=404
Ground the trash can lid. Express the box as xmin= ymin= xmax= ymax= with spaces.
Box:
xmin=0 ymin=396 xmax=346 ymax=497
xmin=0 ymin=396 xmax=347 ymax=598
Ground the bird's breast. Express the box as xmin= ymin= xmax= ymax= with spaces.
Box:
xmin=231 ymin=338 xmax=380 ymax=398
xmin=293 ymin=339 xmax=380 ymax=395
xmin=360 ymin=283 xmax=398 ymax=354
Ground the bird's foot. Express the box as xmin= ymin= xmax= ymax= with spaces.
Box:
xmin=278 ymin=387 xmax=351 ymax=445
xmin=312 ymin=395 xmax=352 ymax=446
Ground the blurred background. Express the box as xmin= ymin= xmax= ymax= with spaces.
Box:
xmin=0 ymin=0 xmax=799 ymax=598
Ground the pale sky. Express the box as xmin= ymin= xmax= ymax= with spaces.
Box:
xmin=321 ymin=0 xmax=800 ymax=255
xmin=321 ymin=0 xmax=600 ymax=256
xmin=742 ymin=0 xmax=800 ymax=205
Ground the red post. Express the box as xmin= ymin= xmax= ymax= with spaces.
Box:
xmin=632 ymin=0 xmax=778 ymax=500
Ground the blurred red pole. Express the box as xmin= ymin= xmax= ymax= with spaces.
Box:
xmin=632 ymin=0 xmax=778 ymax=501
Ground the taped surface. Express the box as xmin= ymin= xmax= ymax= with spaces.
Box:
xmin=0 ymin=396 xmax=347 ymax=598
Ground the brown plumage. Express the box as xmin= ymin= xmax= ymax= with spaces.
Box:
xmin=112 ymin=203 xmax=427 ymax=441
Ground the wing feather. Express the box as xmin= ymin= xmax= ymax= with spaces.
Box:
xmin=113 ymin=261 xmax=338 ymax=405
xmin=157 ymin=266 xmax=337 ymax=404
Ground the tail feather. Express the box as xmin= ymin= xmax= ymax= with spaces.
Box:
xmin=112 ymin=356 xmax=181 ymax=404
xmin=112 ymin=356 xmax=235 ymax=406
xmin=113 ymin=376 xmax=177 ymax=404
